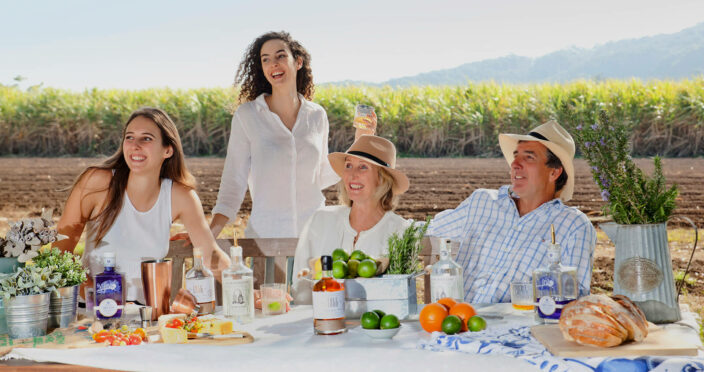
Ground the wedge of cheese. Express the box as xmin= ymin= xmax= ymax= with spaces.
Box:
xmin=159 ymin=326 xmax=188 ymax=344
xmin=198 ymin=318 xmax=233 ymax=335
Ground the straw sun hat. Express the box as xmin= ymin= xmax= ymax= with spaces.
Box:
xmin=498 ymin=120 xmax=575 ymax=202
xmin=328 ymin=135 xmax=409 ymax=195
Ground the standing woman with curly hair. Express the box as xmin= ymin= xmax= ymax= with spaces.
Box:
xmin=206 ymin=31 xmax=375 ymax=239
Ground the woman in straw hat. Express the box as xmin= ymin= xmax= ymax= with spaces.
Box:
xmin=292 ymin=135 xmax=410 ymax=304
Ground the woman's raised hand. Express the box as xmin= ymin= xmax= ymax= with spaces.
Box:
xmin=354 ymin=111 xmax=377 ymax=140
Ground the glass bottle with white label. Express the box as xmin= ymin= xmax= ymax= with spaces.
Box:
xmin=312 ymin=255 xmax=346 ymax=335
xmin=222 ymin=246 xmax=254 ymax=323
xmin=430 ymin=239 xmax=465 ymax=302
xmin=185 ymin=248 xmax=216 ymax=315
xmin=533 ymin=224 xmax=578 ymax=324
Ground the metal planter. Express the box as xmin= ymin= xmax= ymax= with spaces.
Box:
xmin=344 ymin=273 xmax=421 ymax=320
xmin=5 ymin=292 xmax=51 ymax=339
xmin=49 ymin=285 xmax=79 ymax=329
xmin=601 ymin=222 xmax=680 ymax=323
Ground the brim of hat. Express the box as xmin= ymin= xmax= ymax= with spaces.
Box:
xmin=328 ymin=152 xmax=410 ymax=195
xmin=498 ymin=133 xmax=574 ymax=202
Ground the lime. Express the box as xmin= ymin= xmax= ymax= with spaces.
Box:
xmin=267 ymin=301 xmax=282 ymax=312
xmin=360 ymin=311 xmax=381 ymax=329
xmin=467 ymin=315 xmax=487 ymax=332
xmin=332 ymin=260 xmax=348 ymax=279
xmin=372 ymin=309 xmax=386 ymax=319
xmin=357 ymin=259 xmax=377 ymax=278
xmin=347 ymin=259 xmax=360 ymax=277
xmin=350 ymin=250 xmax=367 ymax=261
xmin=332 ymin=248 xmax=349 ymax=263
xmin=313 ymin=271 xmax=322 ymax=280
xmin=441 ymin=315 xmax=462 ymax=334
xmin=379 ymin=314 xmax=400 ymax=329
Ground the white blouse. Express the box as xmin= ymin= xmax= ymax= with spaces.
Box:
xmin=212 ymin=93 xmax=340 ymax=238
xmin=292 ymin=205 xmax=411 ymax=304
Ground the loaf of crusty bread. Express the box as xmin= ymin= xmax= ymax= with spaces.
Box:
xmin=558 ymin=294 xmax=648 ymax=347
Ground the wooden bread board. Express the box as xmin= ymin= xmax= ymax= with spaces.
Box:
xmin=531 ymin=324 xmax=699 ymax=357
xmin=0 ymin=321 xmax=104 ymax=357
xmin=146 ymin=326 xmax=254 ymax=346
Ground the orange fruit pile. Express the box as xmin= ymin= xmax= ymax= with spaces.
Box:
xmin=419 ymin=297 xmax=478 ymax=334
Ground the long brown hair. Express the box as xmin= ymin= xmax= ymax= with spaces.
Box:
xmin=72 ymin=107 xmax=195 ymax=244
xmin=234 ymin=31 xmax=314 ymax=102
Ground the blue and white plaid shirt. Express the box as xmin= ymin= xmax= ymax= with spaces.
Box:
xmin=427 ymin=185 xmax=596 ymax=303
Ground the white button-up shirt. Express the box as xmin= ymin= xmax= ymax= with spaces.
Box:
xmin=212 ymin=93 xmax=339 ymax=238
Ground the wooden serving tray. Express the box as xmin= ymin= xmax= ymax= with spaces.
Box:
xmin=146 ymin=326 xmax=254 ymax=346
xmin=531 ymin=324 xmax=699 ymax=357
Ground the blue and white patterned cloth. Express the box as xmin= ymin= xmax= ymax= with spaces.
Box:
xmin=418 ymin=324 xmax=704 ymax=372
xmin=427 ymin=185 xmax=597 ymax=303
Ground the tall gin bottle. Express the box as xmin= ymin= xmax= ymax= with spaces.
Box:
xmin=430 ymin=239 xmax=465 ymax=302
xmin=533 ymin=225 xmax=578 ymax=324
xmin=312 ymin=255 xmax=346 ymax=335
xmin=185 ymin=248 xmax=216 ymax=315
xmin=222 ymin=246 xmax=254 ymax=323
xmin=95 ymin=252 xmax=124 ymax=320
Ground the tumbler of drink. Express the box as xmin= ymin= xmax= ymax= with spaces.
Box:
xmin=510 ymin=281 xmax=534 ymax=311
xmin=261 ymin=283 xmax=287 ymax=316
xmin=353 ymin=104 xmax=375 ymax=130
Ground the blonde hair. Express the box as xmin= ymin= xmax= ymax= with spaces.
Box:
xmin=337 ymin=166 xmax=398 ymax=211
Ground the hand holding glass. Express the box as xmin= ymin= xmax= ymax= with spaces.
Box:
xmin=259 ymin=283 xmax=289 ymax=315
xmin=353 ymin=104 xmax=376 ymax=131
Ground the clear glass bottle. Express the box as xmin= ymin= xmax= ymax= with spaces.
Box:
xmin=430 ymin=239 xmax=465 ymax=302
xmin=533 ymin=224 xmax=578 ymax=324
xmin=185 ymin=248 xmax=216 ymax=315
xmin=222 ymin=246 xmax=254 ymax=323
xmin=94 ymin=252 xmax=124 ymax=320
xmin=312 ymin=255 xmax=346 ymax=335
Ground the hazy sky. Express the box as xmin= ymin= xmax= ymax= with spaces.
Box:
xmin=2 ymin=0 xmax=703 ymax=90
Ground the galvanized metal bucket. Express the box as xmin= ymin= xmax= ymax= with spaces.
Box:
xmin=5 ymin=292 xmax=51 ymax=339
xmin=0 ymin=297 xmax=7 ymax=335
xmin=49 ymin=285 xmax=79 ymax=329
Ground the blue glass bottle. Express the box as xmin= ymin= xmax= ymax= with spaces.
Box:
xmin=94 ymin=252 xmax=124 ymax=319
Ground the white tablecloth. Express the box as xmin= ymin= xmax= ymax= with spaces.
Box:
xmin=4 ymin=304 xmax=542 ymax=372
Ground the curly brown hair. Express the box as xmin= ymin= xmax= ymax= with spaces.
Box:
xmin=234 ymin=31 xmax=314 ymax=102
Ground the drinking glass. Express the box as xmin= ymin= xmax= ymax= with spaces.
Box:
xmin=510 ymin=281 xmax=534 ymax=311
xmin=261 ymin=283 xmax=287 ymax=315
xmin=353 ymin=104 xmax=375 ymax=130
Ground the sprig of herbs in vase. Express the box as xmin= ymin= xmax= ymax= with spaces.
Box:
xmin=572 ymin=110 xmax=678 ymax=224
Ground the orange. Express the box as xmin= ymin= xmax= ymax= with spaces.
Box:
xmin=437 ymin=297 xmax=457 ymax=311
xmin=419 ymin=303 xmax=449 ymax=333
xmin=449 ymin=302 xmax=476 ymax=332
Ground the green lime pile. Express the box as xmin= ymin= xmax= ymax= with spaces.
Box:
xmin=331 ymin=248 xmax=381 ymax=279
xmin=361 ymin=310 xmax=400 ymax=330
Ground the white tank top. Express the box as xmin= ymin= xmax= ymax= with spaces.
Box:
xmin=83 ymin=178 xmax=172 ymax=304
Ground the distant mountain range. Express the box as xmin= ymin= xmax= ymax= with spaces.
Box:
xmin=331 ymin=22 xmax=704 ymax=86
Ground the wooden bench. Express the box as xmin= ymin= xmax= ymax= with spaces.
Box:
xmin=166 ymin=237 xmax=445 ymax=305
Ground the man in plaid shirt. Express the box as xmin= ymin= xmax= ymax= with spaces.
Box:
xmin=427 ymin=121 xmax=596 ymax=303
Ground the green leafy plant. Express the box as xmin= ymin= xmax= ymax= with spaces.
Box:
xmin=571 ymin=110 xmax=678 ymax=224
xmin=387 ymin=216 xmax=431 ymax=275
xmin=0 ymin=265 xmax=62 ymax=301
xmin=31 ymin=247 xmax=88 ymax=288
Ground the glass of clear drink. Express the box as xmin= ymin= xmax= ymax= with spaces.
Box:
xmin=261 ymin=283 xmax=287 ymax=315
xmin=510 ymin=281 xmax=534 ymax=311
xmin=353 ymin=104 xmax=375 ymax=130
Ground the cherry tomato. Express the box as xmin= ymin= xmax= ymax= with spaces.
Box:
xmin=133 ymin=328 xmax=147 ymax=341
xmin=128 ymin=334 xmax=142 ymax=345
xmin=92 ymin=330 xmax=110 ymax=343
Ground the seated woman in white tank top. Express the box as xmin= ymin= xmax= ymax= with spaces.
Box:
xmin=54 ymin=107 xmax=231 ymax=303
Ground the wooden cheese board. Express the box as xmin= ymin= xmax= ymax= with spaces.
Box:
xmin=0 ymin=320 xmax=104 ymax=357
xmin=531 ymin=324 xmax=699 ymax=357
